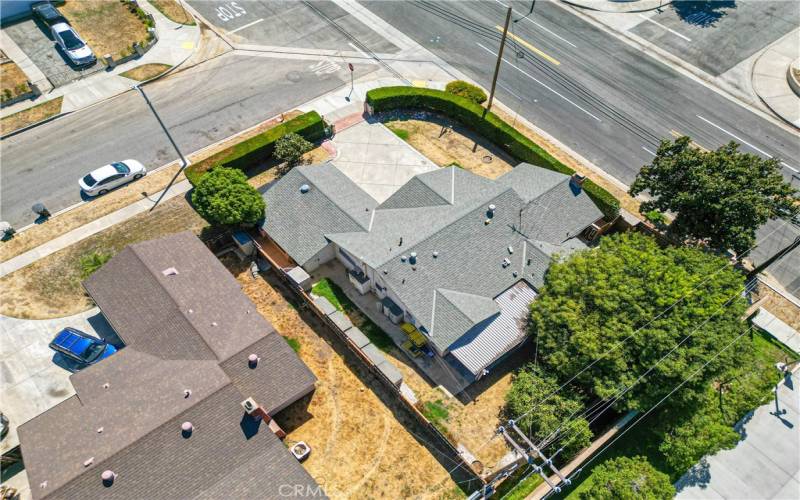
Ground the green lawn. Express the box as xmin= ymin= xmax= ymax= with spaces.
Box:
xmin=283 ymin=336 xmax=301 ymax=353
xmin=492 ymin=465 xmax=545 ymax=500
xmin=311 ymin=278 xmax=394 ymax=351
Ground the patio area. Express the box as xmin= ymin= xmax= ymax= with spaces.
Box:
xmin=312 ymin=260 xmax=473 ymax=396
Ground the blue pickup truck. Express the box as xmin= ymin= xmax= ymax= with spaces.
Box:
xmin=48 ymin=328 xmax=117 ymax=368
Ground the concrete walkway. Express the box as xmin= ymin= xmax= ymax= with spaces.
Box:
xmin=0 ymin=0 xmax=200 ymax=118
xmin=752 ymin=28 xmax=800 ymax=129
xmin=0 ymin=180 xmax=190 ymax=277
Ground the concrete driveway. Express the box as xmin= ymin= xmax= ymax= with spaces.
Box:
xmin=0 ymin=308 xmax=119 ymax=454
xmin=676 ymin=371 xmax=800 ymax=499
xmin=331 ymin=120 xmax=438 ymax=202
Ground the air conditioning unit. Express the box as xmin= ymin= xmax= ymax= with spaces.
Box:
xmin=241 ymin=397 xmax=258 ymax=415
xmin=583 ymin=224 xmax=601 ymax=241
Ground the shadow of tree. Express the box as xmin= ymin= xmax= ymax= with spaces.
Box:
xmin=675 ymin=458 xmax=712 ymax=490
xmin=671 ymin=1 xmax=737 ymax=27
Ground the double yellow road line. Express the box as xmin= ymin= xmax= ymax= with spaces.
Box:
xmin=496 ymin=25 xmax=561 ymax=66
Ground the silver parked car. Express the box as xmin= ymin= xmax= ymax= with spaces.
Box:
xmin=50 ymin=22 xmax=95 ymax=66
xmin=79 ymin=160 xmax=146 ymax=196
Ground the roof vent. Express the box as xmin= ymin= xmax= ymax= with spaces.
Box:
xmin=400 ymin=255 xmax=407 ymax=262
xmin=184 ymin=389 xmax=192 ymax=398
xmin=211 ymin=321 xmax=218 ymax=327
xmin=39 ymin=481 xmax=48 ymax=489
xmin=409 ymin=252 xmax=417 ymax=264
xmin=300 ymin=184 xmax=310 ymax=193
xmin=241 ymin=397 xmax=258 ymax=415
xmin=248 ymin=353 xmax=259 ymax=368
xmin=101 ymin=470 xmax=116 ymax=486
xmin=507 ymin=246 xmax=514 ymax=254
xmin=84 ymin=457 xmax=94 ymax=467
xmin=512 ymin=271 xmax=518 ymax=278
xmin=187 ymin=308 xmax=193 ymax=314
xmin=181 ymin=422 xmax=194 ymax=438
xmin=502 ymin=258 xmax=511 ymax=268
xmin=487 ymin=204 xmax=496 ymax=219
xmin=570 ymin=173 xmax=586 ymax=188
xmin=102 ymin=383 xmax=109 ymax=389
xmin=162 ymin=267 xmax=178 ymax=276
xmin=432 ymin=251 xmax=439 ymax=258
xmin=97 ymin=427 xmax=104 ymax=434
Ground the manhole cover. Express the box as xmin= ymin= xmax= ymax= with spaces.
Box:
xmin=286 ymin=71 xmax=302 ymax=83
xmin=482 ymin=155 xmax=493 ymax=163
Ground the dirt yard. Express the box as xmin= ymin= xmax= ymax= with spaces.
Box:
xmin=385 ymin=118 xmax=514 ymax=179
xmin=60 ymin=0 xmax=151 ymax=60
xmin=0 ymin=195 xmax=206 ymax=319
xmin=0 ymin=61 xmax=30 ymax=102
xmin=0 ymin=97 xmax=62 ymax=136
xmin=149 ymin=0 xmax=195 ymax=25
xmin=752 ymin=281 xmax=800 ymax=331
xmin=228 ymin=261 xmax=465 ymax=499
xmin=120 ymin=63 xmax=171 ymax=81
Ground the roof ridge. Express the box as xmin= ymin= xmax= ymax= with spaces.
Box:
xmin=302 ymin=165 xmax=373 ymax=230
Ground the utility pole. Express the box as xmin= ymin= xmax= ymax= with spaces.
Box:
xmin=486 ymin=6 xmax=512 ymax=113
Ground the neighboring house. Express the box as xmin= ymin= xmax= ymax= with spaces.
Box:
xmin=261 ymin=163 xmax=604 ymax=385
xmin=0 ymin=0 xmax=37 ymax=22
xmin=18 ymin=232 xmax=322 ymax=499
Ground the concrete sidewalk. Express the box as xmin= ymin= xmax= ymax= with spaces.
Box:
xmin=0 ymin=180 xmax=190 ymax=278
xmin=752 ymin=28 xmax=800 ymax=129
xmin=561 ymin=0 xmax=673 ymax=13
xmin=0 ymin=0 xmax=201 ymax=118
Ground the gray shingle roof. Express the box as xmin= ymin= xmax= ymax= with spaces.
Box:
xmin=20 ymin=233 xmax=320 ymax=499
xmin=261 ymin=164 xmax=377 ymax=267
xmin=378 ymin=176 xmax=450 ymax=209
xmin=495 ymin=163 xmax=567 ymax=202
xmin=431 ymin=289 xmax=501 ymax=349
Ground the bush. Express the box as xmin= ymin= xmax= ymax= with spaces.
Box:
xmin=581 ymin=456 xmax=675 ymax=500
xmin=80 ymin=251 xmax=112 ymax=279
xmin=185 ymin=111 xmax=326 ymax=185
xmin=191 ymin=167 xmax=265 ymax=226
xmin=445 ymin=80 xmax=487 ymax=104
xmin=274 ymin=132 xmax=313 ymax=167
xmin=366 ymin=87 xmax=620 ymax=218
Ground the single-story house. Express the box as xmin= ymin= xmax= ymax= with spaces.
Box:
xmin=261 ymin=163 xmax=604 ymax=385
xmin=18 ymin=232 xmax=323 ymax=499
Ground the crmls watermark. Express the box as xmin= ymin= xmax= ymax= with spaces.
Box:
xmin=278 ymin=484 xmax=326 ymax=497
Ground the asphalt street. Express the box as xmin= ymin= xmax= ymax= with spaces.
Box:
xmin=0 ymin=53 xmax=375 ymax=229
xmin=360 ymin=0 xmax=800 ymax=294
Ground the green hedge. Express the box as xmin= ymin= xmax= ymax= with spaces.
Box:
xmin=186 ymin=111 xmax=327 ymax=185
xmin=366 ymin=87 xmax=620 ymax=218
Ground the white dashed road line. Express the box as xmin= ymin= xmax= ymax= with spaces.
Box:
xmin=228 ymin=18 xmax=264 ymax=34
xmin=638 ymin=14 xmax=691 ymax=42
xmin=492 ymin=0 xmax=577 ymax=48
xmin=696 ymin=114 xmax=799 ymax=172
xmin=642 ymin=146 xmax=657 ymax=156
xmin=476 ymin=42 xmax=602 ymax=122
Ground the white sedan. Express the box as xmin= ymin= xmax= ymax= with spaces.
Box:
xmin=51 ymin=22 xmax=95 ymax=66
xmin=79 ymin=160 xmax=146 ymax=196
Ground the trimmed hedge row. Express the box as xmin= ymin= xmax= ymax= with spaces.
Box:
xmin=366 ymin=87 xmax=620 ymax=218
xmin=185 ymin=111 xmax=327 ymax=185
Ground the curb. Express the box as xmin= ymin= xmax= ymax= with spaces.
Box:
xmin=0 ymin=106 xmax=72 ymax=140
xmin=560 ymin=0 xmax=673 ymax=13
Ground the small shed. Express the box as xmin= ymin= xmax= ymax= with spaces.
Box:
xmin=328 ymin=310 xmax=353 ymax=332
xmin=361 ymin=343 xmax=387 ymax=367
xmin=286 ymin=267 xmax=312 ymax=292
xmin=312 ymin=296 xmax=337 ymax=316
xmin=345 ymin=326 xmax=371 ymax=349
xmin=377 ymin=360 xmax=403 ymax=387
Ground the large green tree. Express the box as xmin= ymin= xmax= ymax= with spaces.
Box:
xmin=580 ymin=456 xmax=675 ymax=500
xmin=530 ymin=232 xmax=747 ymax=412
xmin=630 ymin=137 xmax=798 ymax=255
xmin=504 ymin=364 xmax=593 ymax=461
xmin=192 ymin=167 xmax=265 ymax=226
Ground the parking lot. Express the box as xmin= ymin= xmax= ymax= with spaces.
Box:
xmin=187 ymin=0 xmax=399 ymax=54
xmin=0 ymin=309 xmax=120 ymax=454
xmin=3 ymin=18 xmax=101 ymax=88
xmin=632 ymin=1 xmax=800 ymax=76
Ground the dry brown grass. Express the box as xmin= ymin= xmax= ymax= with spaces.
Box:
xmin=0 ymin=61 xmax=30 ymax=100
xmin=231 ymin=264 xmax=462 ymax=499
xmin=119 ymin=63 xmax=171 ymax=81
xmin=752 ymin=282 xmax=800 ymax=331
xmin=386 ymin=119 xmax=514 ymax=179
xmin=0 ymin=97 xmax=62 ymax=136
xmin=1 ymin=163 xmax=185 ymax=262
xmin=60 ymin=0 xmax=150 ymax=60
xmin=149 ymin=0 xmax=195 ymax=25
xmin=0 ymin=195 xmax=206 ymax=319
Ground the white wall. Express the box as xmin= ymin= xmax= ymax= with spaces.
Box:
xmin=302 ymin=243 xmax=334 ymax=272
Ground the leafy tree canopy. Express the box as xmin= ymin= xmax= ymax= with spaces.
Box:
xmin=274 ymin=132 xmax=313 ymax=167
xmin=630 ymin=137 xmax=799 ymax=255
xmin=531 ymin=232 xmax=747 ymax=412
xmin=192 ymin=167 xmax=265 ymax=226
xmin=580 ymin=456 xmax=675 ymax=500
xmin=504 ymin=364 xmax=593 ymax=460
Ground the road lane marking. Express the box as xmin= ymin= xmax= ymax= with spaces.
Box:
xmin=669 ymin=129 xmax=708 ymax=151
xmin=638 ymin=14 xmax=691 ymax=42
xmin=642 ymin=146 xmax=657 ymax=156
xmin=476 ymin=42 xmax=600 ymax=121
xmin=497 ymin=25 xmax=561 ymax=65
xmin=228 ymin=18 xmax=264 ymax=34
xmin=695 ymin=115 xmax=798 ymax=171
xmin=490 ymin=0 xmax=578 ymax=48
xmin=348 ymin=42 xmax=370 ymax=59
